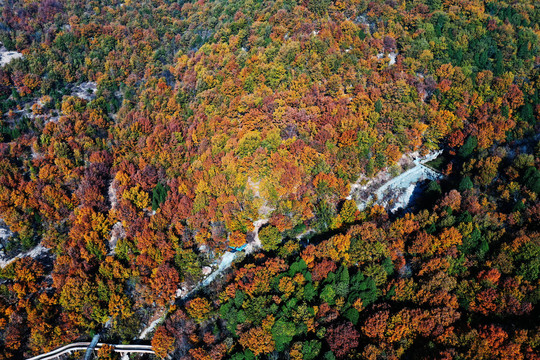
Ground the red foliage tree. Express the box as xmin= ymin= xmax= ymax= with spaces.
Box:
xmin=326 ymin=322 xmax=360 ymax=358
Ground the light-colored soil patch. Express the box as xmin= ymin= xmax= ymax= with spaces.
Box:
xmin=0 ymin=43 xmax=23 ymax=67
xmin=246 ymin=177 xmax=275 ymax=218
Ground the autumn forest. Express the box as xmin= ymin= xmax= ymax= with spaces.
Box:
xmin=0 ymin=0 xmax=539 ymax=359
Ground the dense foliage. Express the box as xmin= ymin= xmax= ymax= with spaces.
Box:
xmin=154 ymin=146 xmax=540 ymax=358
xmin=0 ymin=0 xmax=538 ymax=358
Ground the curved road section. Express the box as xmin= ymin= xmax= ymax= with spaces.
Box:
xmin=27 ymin=343 xmax=154 ymax=360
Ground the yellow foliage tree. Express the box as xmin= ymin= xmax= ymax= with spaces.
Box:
xmin=186 ymin=297 xmax=212 ymax=323
xmin=239 ymin=326 xmax=275 ymax=356
xmin=122 ymin=185 xmax=150 ymax=210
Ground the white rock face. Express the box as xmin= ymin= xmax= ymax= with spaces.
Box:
xmin=0 ymin=219 xmax=13 ymax=262
xmin=388 ymin=52 xmax=398 ymax=65
xmin=108 ymin=180 xmax=119 ymax=209
xmin=244 ymin=218 xmax=268 ymax=254
xmin=376 ymin=51 xmax=398 ymax=66
xmin=108 ymin=221 xmax=125 ymax=254
xmin=387 ymin=183 xmax=416 ymax=213
xmin=0 ymin=43 xmax=23 ymax=67
xmin=349 ymin=151 xmax=444 ymax=213
xmin=0 ymin=220 xmax=12 ymax=244
xmin=176 ymin=286 xmax=189 ymax=299
xmin=0 ymin=244 xmax=50 ymax=269
xmin=72 ymin=82 xmax=97 ymax=100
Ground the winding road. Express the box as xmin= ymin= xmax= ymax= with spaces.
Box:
xmin=26 ymin=343 xmax=154 ymax=360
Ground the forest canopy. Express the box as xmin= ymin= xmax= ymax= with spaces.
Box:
xmin=0 ymin=0 xmax=538 ymax=358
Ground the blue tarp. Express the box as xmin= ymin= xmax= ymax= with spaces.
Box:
xmin=229 ymin=243 xmax=247 ymax=252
